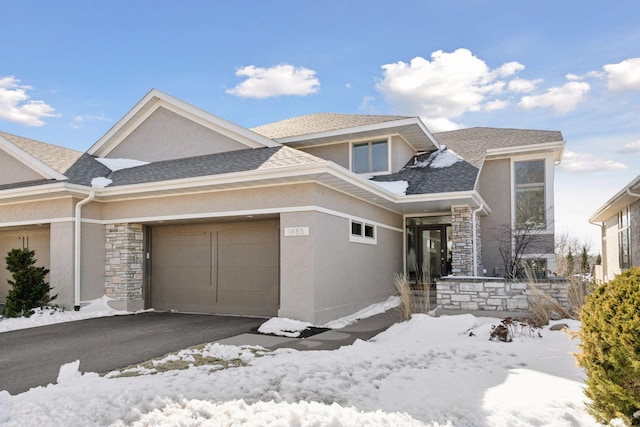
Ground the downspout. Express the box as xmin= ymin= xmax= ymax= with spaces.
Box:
xmin=472 ymin=204 xmax=484 ymax=277
xmin=74 ymin=191 xmax=95 ymax=311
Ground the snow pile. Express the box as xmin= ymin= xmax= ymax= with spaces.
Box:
xmin=258 ymin=317 xmax=314 ymax=337
xmin=0 ymin=296 xmax=132 ymax=333
xmin=96 ymin=158 xmax=150 ymax=172
xmin=323 ymin=296 xmax=400 ymax=329
xmin=370 ymin=180 xmax=409 ymax=195
xmin=0 ymin=314 xmax=598 ymax=426
xmin=90 ymin=176 xmax=113 ymax=188
xmin=412 ymin=146 xmax=463 ymax=169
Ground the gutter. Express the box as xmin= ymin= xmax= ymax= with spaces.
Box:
xmin=472 ymin=204 xmax=484 ymax=277
xmin=628 ymin=188 xmax=640 ymax=198
xmin=74 ymin=191 xmax=95 ymax=311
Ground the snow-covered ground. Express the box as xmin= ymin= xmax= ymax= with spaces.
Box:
xmin=0 ymin=307 xmax=598 ymax=426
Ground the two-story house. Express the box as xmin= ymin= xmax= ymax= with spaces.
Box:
xmin=0 ymin=89 xmax=565 ymax=323
xmin=590 ymin=175 xmax=640 ymax=283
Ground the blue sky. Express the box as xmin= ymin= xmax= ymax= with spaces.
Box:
xmin=1 ymin=0 xmax=639 ymax=249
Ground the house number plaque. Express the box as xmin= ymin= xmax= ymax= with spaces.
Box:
xmin=284 ymin=227 xmax=309 ymax=237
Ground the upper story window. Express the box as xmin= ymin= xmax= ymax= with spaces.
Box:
xmin=514 ymin=159 xmax=546 ymax=228
xmin=352 ymin=140 xmax=388 ymax=174
xmin=619 ymin=207 xmax=630 ymax=269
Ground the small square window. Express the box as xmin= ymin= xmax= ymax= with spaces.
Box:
xmin=364 ymin=224 xmax=375 ymax=238
xmin=350 ymin=220 xmax=377 ymax=245
xmin=351 ymin=221 xmax=363 ymax=236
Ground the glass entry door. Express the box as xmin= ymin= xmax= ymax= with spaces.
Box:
xmin=406 ymin=224 xmax=452 ymax=284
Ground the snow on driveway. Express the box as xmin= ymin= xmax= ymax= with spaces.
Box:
xmin=0 ymin=313 xmax=598 ymax=426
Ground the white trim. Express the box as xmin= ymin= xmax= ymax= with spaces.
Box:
xmin=275 ymin=117 xmax=438 ymax=147
xmin=87 ymin=89 xmax=279 ymax=157
xmin=510 ymin=154 xmax=554 ymax=234
xmin=77 ymin=205 xmax=404 ymax=233
xmin=486 ymin=140 xmax=565 ymax=164
xmin=349 ymin=219 xmax=377 ymax=245
xmin=0 ymin=135 xmax=68 ymax=180
xmin=0 ymin=217 xmax=75 ymax=228
xmin=349 ymin=137 xmax=391 ymax=175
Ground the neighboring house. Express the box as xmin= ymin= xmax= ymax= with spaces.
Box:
xmin=589 ymin=175 xmax=640 ymax=284
xmin=0 ymin=90 xmax=565 ymax=323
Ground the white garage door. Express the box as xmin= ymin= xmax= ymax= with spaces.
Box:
xmin=150 ymin=221 xmax=279 ymax=316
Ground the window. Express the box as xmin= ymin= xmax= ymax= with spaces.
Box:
xmin=352 ymin=140 xmax=388 ymax=174
xmin=515 ymin=160 xmax=545 ymax=227
xmin=350 ymin=219 xmax=376 ymax=244
xmin=619 ymin=207 xmax=630 ymax=269
xmin=518 ymin=257 xmax=548 ymax=279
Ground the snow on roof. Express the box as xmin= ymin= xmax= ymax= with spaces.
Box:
xmin=95 ymin=158 xmax=150 ymax=172
xmin=370 ymin=180 xmax=409 ymax=195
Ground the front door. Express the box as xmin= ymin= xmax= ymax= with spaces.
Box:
xmin=406 ymin=225 xmax=452 ymax=284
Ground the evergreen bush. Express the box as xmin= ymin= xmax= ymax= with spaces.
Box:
xmin=2 ymin=248 xmax=56 ymax=318
xmin=577 ymin=267 xmax=640 ymax=425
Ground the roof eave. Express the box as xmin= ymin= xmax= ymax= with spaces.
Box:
xmin=485 ymin=140 xmax=566 ymax=164
xmin=589 ymin=175 xmax=640 ymax=224
xmin=0 ymin=135 xmax=68 ymax=181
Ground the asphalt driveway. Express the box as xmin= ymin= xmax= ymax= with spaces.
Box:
xmin=0 ymin=311 xmax=265 ymax=395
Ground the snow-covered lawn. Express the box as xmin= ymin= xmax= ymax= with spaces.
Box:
xmin=0 ymin=311 xmax=598 ymax=426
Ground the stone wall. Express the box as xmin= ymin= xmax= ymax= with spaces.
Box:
xmin=104 ymin=223 xmax=144 ymax=301
xmin=436 ymin=277 xmax=569 ymax=313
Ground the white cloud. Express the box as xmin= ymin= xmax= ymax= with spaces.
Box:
xmin=376 ymin=48 xmax=524 ymax=131
xmin=226 ymin=64 xmax=320 ymax=99
xmin=518 ymin=81 xmax=590 ymax=113
xmin=603 ymin=57 xmax=640 ymax=91
xmin=617 ymin=139 xmax=640 ymax=155
xmin=358 ymin=95 xmax=376 ymax=113
xmin=559 ymin=150 xmax=627 ymax=173
xmin=0 ymin=76 xmax=57 ymax=126
xmin=507 ymin=78 xmax=543 ymax=93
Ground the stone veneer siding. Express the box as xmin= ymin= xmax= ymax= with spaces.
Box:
xmin=104 ymin=223 xmax=144 ymax=301
xmin=451 ymin=206 xmax=481 ymax=276
xmin=436 ymin=277 xmax=569 ymax=313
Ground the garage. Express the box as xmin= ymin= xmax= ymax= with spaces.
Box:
xmin=150 ymin=220 xmax=280 ymax=316
xmin=0 ymin=226 xmax=50 ymax=303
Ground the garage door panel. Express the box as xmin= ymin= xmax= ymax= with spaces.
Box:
xmin=151 ymin=221 xmax=279 ymax=316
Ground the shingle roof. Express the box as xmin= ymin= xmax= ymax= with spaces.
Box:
xmin=0 ymin=131 xmax=83 ymax=174
xmin=433 ymin=127 xmax=563 ymax=168
xmin=252 ymin=113 xmax=411 ymax=139
xmin=65 ymin=146 xmax=326 ymax=187
xmin=373 ymin=149 xmax=479 ymax=194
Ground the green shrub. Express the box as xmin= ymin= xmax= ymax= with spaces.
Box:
xmin=577 ymin=267 xmax=640 ymax=425
xmin=2 ymin=248 xmax=56 ymax=318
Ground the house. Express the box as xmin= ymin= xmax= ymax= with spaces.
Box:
xmin=589 ymin=175 xmax=640 ymax=284
xmin=0 ymin=89 xmax=565 ymax=323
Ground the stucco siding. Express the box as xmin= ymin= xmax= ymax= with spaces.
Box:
xmin=108 ymin=107 xmax=251 ymax=162
xmin=49 ymin=221 xmax=75 ymax=308
xmin=391 ymin=135 xmax=415 ymax=173
xmin=80 ymin=222 xmax=106 ymax=302
xmin=0 ymin=149 xmax=44 ymax=185
xmin=0 ymin=197 xmax=75 ymax=225
xmin=478 ymin=159 xmax=511 ymax=276
xmin=301 ymin=143 xmax=349 ymax=169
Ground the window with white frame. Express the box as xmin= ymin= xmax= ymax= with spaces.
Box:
xmin=350 ymin=219 xmax=376 ymax=244
xmin=514 ymin=159 xmax=546 ymax=228
xmin=352 ymin=140 xmax=389 ymax=174
xmin=619 ymin=207 xmax=630 ymax=269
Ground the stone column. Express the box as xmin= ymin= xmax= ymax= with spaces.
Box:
xmin=104 ymin=223 xmax=144 ymax=310
xmin=451 ymin=206 xmax=481 ymax=276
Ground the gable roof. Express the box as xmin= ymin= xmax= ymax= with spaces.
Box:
xmin=589 ymin=175 xmax=640 ymax=223
xmin=87 ymin=89 xmax=280 ymax=158
xmin=0 ymin=131 xmax=82 ymax=180
xmin=433 ymin=127 xmax=565 ymax=168
xmin=252 ymin=113 xmax=440 ymax=152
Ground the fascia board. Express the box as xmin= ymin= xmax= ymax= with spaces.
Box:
xmin=0 ymin=136 xmax=68 ymax=180
xmin=485 ymin=140 xmax=565 ymax=163
xmin=88 ymin=89 xmax=279 ymax=157
xmin=0 ymin=182 xmax=92 ymax=202
xmin=274 ymin=117 xmax=440 ymax=148
xmin=589 ymin=175 xmax=640 ymax=223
